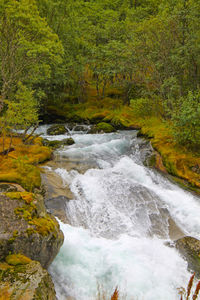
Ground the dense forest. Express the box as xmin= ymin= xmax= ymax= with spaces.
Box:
xmin=0 ymin=0 xmax=200 ymax=150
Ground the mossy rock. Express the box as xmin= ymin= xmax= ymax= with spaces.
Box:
xmin=42 ymin=140 xmax=62 ymax=149
xmin=47 ymin=124 xmax=67 ymax=135
xmin=89 ymin=122 xmax=116 ymax=134
xmin=0 ymin=260 xmax=56 ymax=299
xmin=0 ymin=194 xmax=64 ymax=269
xmin=175 ymin=236 xmax=200 ymax=277
xmin=42 ymin=138 xmax=75 ymax=149
xmin=62 ymin=138 xmax=75 ymax=146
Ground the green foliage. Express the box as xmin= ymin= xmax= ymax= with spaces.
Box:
xmin=8 ymin=83 xmax=38 ymax=130
xmin=0 ymin=0 xmax=63 ymax=100
xmin=171 ymin=91 xmax=200 ymax=151
xmin=130 ymin=98 xmax=161 ymax=117
xmin=0 ymin=0 xmax=200 ymax=152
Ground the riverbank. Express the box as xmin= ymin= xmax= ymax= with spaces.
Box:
xmin=0 ymin=135 xmax=64 ymax=299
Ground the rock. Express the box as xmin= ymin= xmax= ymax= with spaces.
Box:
xmin=175 ymin=236 xmax=200 ymax=277
xmin=0 ymin=183 xmax=18 ymax=193
xmin=89 ymin=122 xmax=116 ymax=134
xmin=0 ymin=193 xmax=64 ymax=269
xmin=136 ymin=139 xmax=154 ymax=166
xmin=62 ymin=138 xmax=75 ymax=146
xmin=73 ymin=125 xmax=88 ymax=131
xmin=0 ymin=258 xmax=56 ymax=299
xmin=45 ymin=196 xmax=69 ymax=224
xmin=42 ymin=138 xmax=75 ymax=149
xmin=66 ymin=123 xmax=76 ymax=130
xmin=47 ymin=124 xmax=67 ymax=136
xmin=44 ymin=140 xmax=63 ymax=149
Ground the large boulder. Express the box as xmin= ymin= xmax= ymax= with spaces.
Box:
xmin=89 ymin=122 xmax=116 ymax=134
xmin=47 ymin=124 xmax=67 ymax=136
xmin=175 ymin=236 xmax=200 ymax=277
xmin=0 ymin=256 xmax=56 ymax=299
xmin=0 ymin=193 xmax=64 ymax=269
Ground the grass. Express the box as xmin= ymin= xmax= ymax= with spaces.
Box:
xmin=178 ymin=273 xmax=200 ymax=300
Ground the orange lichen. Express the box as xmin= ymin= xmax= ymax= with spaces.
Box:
xmin=5 ymin=192 xmax=34 ymax=204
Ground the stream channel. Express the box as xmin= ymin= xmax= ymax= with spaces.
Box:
xmin=37 ymin=125 xmax=200 ymax=300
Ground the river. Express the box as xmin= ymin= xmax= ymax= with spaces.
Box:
xmin=37 ymin=125 xmax=200 ymax=300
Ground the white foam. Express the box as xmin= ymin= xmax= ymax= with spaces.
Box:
xmin=50 ymin=222 xmax=190 ymax=300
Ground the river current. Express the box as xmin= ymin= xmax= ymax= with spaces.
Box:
xmin=37 ymin=125 xmax=200 ymax=300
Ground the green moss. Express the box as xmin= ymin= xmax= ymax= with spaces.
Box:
xmin=47 ymin=124 xmax=67 ymax=135
xmin=26 ymin=227 xmax=36 ymax=236
xmin=5 ymin=192 xmax=22 ymax=200
xmin=29 ymin=216 xmax=57 ymax=236
xmin=14 ymin=203 xmax=36 ymax=221
xmin=89 ymin=122 xmax=116 ymax=134
xmin=6 ymin=254 xmax=31 ymax=266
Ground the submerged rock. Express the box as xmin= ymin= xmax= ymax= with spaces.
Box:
xmin=175 ymin=236 xmax=200 ymax=277
xmin=0 ymin=193 xmax=64 ymax=269
xmin=47 ymin=124 xmax=67 ymax=135
xmin=0 ymin=257 xmax=56 ymax=299
xmin=89 ymin=122 xmax=116 ymax=134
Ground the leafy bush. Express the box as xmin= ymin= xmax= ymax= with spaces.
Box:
xmin=130 ymin=97 xmax=162 ymax=117
xmin=171 ymin=91 xmax=200 ymax=152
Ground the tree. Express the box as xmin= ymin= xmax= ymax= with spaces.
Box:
xmin=0 ymin=83 xmax=38 ymax=154
xmin=0 ymin=0 xmax=63 ymax=109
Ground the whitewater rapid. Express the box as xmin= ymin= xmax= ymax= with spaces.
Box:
xmin=39 ymin=125 xmax=200 ymax=300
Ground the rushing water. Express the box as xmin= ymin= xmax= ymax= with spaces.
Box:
xmin=38 ymin=124 xmax=200 ymax=300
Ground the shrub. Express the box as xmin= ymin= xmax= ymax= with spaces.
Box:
xmin=171 ymin=91 xmax=200 ymax=152
xmin=130 ymin=97 xmax=162 ymax=117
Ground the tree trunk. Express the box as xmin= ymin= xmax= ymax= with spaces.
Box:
xmin=96 ymin=74 xmax=100 ymax=99
xmin=102 ymin=78 xmax=107 ymax=99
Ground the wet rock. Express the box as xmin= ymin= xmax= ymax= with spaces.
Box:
xmin=0 ymin=193 xmax=64 ymax=269
xmin=43 ymin=138 xmax=75 ymax=149
xmin=0 ymin=258 xmax=56 ymax=299
xmin=45 ymin=196 xmax=69 ymax=223
xmin=175 ymin=236 xmax=200 ymax=277
xmin=47 ymin=124 xmax=67 ymax=136
xmin=73 ymin=124 xmax=89 ymax=132
xmin=89 ymin=122 xmax=116 ymax=134
xmin=136 ymin=139 xmax=154 ymax=166
xmin=62 ymin=138 xmax=75 ymax=146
